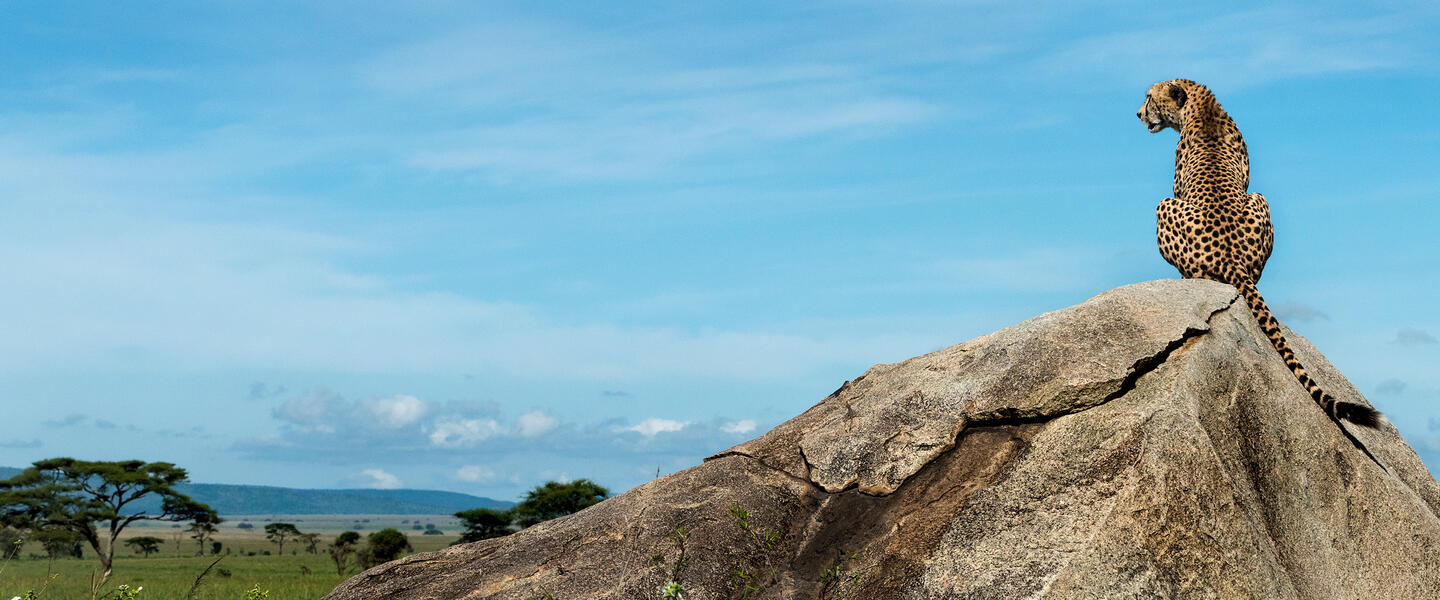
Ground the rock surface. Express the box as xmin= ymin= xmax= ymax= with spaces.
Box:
xmin=326 ymin=280 xmax=1440 ymax=600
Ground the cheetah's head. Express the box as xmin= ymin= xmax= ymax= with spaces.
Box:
xmin=1137 ymin=80 xmax=1188 ymax=134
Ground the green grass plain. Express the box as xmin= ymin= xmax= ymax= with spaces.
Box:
xmin=1 ymin=515 xmax=464 ymax=600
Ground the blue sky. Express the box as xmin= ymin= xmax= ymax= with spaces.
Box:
xmin=1 ymin=1 xmax=1438 ymax=502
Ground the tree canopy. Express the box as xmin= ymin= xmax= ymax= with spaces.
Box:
xmin=187 ymin=511 xmax=223 ymax=556
xmin=454 ymin=508 xmax=513 ymax=544
xmin=508 ymin=479 xmax=609 ymax=528
xmin=335 ymin=531 xmax=362 ymax=547
xmin=125 ymin=536 xmax=163 ymax=557
xmin=0 ymin=457 xmax=216 ymax=586
xmin=299 ymin=531 xmax=322 ymax=554
xmin=366 ymin=528 xmax=411 ymax=562
xmin=328 ymin=530 xmax=363 ymax=576
xmin=264 ymin=522 xmax=302 ymax=554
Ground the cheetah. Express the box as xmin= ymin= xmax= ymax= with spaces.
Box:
xmin=1137 ymin=79 xmax=1383 ymax=429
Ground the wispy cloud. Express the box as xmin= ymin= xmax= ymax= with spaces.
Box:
xmin=454 ymin=465 xmax=498 ymax=483
xmin=1394 ymin=328 xmax=1438 ymax=345
xmin=1375 ymin=379 xmax=1407 ymax=395
xmin=42 ymin=414 xmax=88 ymax=428
xmin=357 ymin=22 xmax=938 ymax=181
xmin=248 ymin=382 xmax=289 ymax=402
xmin=1274 ymin=302 xmax=1330 ymax=323
xmin=1031 ymin=6 xmax=1420 ymax=89
xmin=0 ymin=208 xmax=942 ymax=380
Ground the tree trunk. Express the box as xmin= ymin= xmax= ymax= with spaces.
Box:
xmin=96 ymin=552 xmax=113 ymax=592
xmin=83 ymin=531 xmax=113 ymax=593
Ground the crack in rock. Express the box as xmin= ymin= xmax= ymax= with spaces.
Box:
xmin=966 ymin=293 xmax=1237 ymax=426
xmin=715 ymin=294 xmax=1241 ymax=499
xmin=859 ymin=294 xmax=1238 ymax=497
xmin=708 ymin=448 xmax=832 ymax=494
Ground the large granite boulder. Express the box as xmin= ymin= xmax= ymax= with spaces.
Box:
xmin=326 ymin=279 xmax=1440 ymax=599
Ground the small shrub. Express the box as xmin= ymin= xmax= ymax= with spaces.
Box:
xmin=726 ymin=504 xmax=784 ymax=599
xmin=659 ymin=580 xmax=686 ymax=599
xmin=818 ymin=551 xmax=865 ymax=598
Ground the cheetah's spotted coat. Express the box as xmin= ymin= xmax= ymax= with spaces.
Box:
xmin=1138 ymin=79 xmax=1382 ymax=429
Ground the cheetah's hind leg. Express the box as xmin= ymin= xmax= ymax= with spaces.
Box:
xmin=1246 ymin=192 xmax=1274 ymax=282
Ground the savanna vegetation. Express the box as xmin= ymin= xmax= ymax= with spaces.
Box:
xmin=454 ymin=479 xmax=608 ymax=544
xmin=2 ymin=458 xmax=609 ymax=599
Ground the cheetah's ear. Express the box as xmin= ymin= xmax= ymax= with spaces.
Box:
xmin=1167 ymin=84 xmax=1187 ymax=108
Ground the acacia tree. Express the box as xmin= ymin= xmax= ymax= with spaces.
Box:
xmin=30 ymin=528 xmax=83 ymax=559
xmin=509 ymin=479 xmax=609 ymax=528
xmin=0 ymin=458 xmax=215 ymax=587
xmin=125 ymin=536 xmax=163 ymax=557
xmin=328 ymin=531 xmax=361 ymax=576
xmin=264 ymin=522 xmax=301 ymax=554
xmin=366 ymin=528 xmax=411 ymax=563
xmin=299 ymin=532 xmax=322 ymax=554
xmin=188 ymin=512 xmax=223 ymax=556
xmin=453 ymin=508 xmax=512 ymax=544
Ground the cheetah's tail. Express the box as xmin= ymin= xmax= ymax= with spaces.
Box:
xmin=1233 ymin=275 xmax=1385 ymax=429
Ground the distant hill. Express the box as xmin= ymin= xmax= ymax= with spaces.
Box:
xmin=0 ymin=467 xmax=510 ymax=515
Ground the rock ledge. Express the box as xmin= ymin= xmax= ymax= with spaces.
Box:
xmin=327 ymin=280 xmax=1440 ymax=600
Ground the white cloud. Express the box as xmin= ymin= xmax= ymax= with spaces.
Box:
xmin=270 ymin=389 xmax=444 ymax=439
xmin=362 ymin=468 xmax=402 ymax=490
xmin=455 ymin=465 xmax=498 ymax=483
xmin=273 ymin=388 xmax=340 ymax=428
xmin=368 ymin=394 xmax=428 ymax=428
xmin=429 ymin=418 xmax=504 ymax=449
xmin=623 ymin=418 xmax=690 ymax=437
xmin=721 ymin=420 xmax=757 ymax=435
xmin=516 ymin=410 xmax=559 ymax=437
